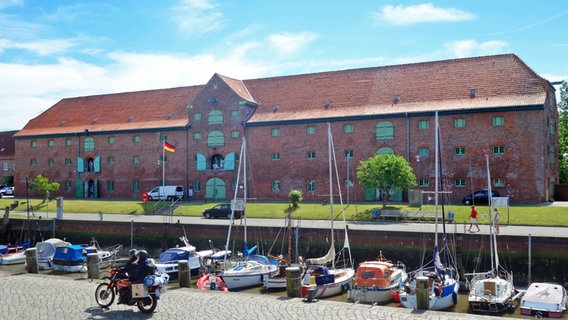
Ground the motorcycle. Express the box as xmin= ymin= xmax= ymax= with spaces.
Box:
xmin=95 ymin=267 xmax=169 ymax=314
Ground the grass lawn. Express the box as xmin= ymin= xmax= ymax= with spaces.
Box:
xmin=1 ymin=198 xmax=567 ymax=227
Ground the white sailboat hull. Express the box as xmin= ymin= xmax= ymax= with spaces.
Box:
xmin=399 ymin=275 xmax=459 ymax=310
xmin=468 ymin=272 xmax=515 ymax=314
xmin=301 ymin=267 xmax=355 ymax=299
xmin=221 ymin=260 xmax=279 ymax=290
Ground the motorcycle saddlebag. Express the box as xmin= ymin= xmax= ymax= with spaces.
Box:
xmin=130 ymin=283 xmax=149 ymax=298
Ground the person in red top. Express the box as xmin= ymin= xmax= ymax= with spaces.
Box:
xmin=468 ymin=205 xmax=480 ymax=232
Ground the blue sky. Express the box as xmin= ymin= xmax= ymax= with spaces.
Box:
xmin=1 ymin=0 xmax=567 ymax=131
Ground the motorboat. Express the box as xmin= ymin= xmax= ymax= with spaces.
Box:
xmin=520 ymin=282 xmax=567 ymax=318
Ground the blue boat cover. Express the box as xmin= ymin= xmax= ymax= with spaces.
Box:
xmin=159 ymin=249 xmax=189 ymax=263
xmin=53 ymin=245 xmax=93 ymax=263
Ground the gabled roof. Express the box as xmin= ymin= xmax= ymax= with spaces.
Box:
xmin=0 ymin=130 xmax=17 ymax=156
xmin=15 ymin=86 xmax=202 ymax=137
xmin=242 ymin=53 xmax=548 ymax=123
xmin=15 ymin=53 xmax=549 ymax=137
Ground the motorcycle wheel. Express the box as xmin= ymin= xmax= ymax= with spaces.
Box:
xmin=137 ymin=294 xmax=158 ymax=314
xmin=95 ymin=283 xmax=115 ymax=308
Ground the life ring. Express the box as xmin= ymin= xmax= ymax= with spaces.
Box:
xmin=452 ymin=292 xmax=458 ymax=304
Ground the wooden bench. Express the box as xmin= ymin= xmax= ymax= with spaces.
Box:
xmin=379 ymin=209 xmax=403 ymax=221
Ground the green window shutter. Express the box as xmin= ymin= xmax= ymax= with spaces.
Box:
xmin=196 ymin=154 xmax=206 ymax=171
xmin=77 ymin=157 xmax=84 ymax=173
xmin=224 ymin=153 xmax=235 ymax=170
xmin=94 ymin=157 xmax=101 ymax=172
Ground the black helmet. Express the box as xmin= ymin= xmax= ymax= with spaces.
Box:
xmin=129 ymin=249 xmax=137 ymax=256
xmin=137 ymin=250 xmax=148 ymax=260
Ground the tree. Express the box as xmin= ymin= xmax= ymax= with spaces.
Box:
xmin=558 ymin=81 xmax=568 ymax=184
xmin=32 ymin=175 xmax=60 ymax=203
xmin=289 ymin=189 xmax=303 ymax=208
xmin=357 ymin=153 xmax=417 ymax=209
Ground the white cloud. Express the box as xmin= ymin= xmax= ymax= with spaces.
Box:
xmin=375 ymin=3 xmax=476 ymax=26
xmin=267 ymin=32 xmax=319 ymax=56
xmin=0 ymin=38 xmax=74 ymax=55
xmin=172 ymin=0 xmax=224 ymax=36
xmin=444 ymin=40 xmax=508 ymax=58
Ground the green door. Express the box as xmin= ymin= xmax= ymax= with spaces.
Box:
xmin=206 ymin=178 xmax=226 ymax=201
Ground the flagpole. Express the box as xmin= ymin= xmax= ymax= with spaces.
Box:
xmin=162 ymin=141 xmax=165 ymax=187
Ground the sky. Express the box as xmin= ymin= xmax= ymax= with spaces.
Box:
xmin=1 ymin=0 xmax=568 ymax=131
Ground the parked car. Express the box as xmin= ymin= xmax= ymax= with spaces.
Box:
xmin=462 ymin=189 xmax=499 ymax=205
xmin=0 ymin=186 xmax=14 ymax=198
xmin=202 ymin=203 xmax=244 ymax=219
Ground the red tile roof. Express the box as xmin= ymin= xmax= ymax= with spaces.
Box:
xmin=15 ymin=86 xmax=201 ymax=137
xmin=15 ymin=53 xmax=548 ymax=137
xmin=0 ymin=130 xmax=17 ymax=156
xmin=243 ymin=54 xmax=548 ymax=123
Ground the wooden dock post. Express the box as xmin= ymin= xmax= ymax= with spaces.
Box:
xmin=416 ymin=276 xmax=430 ymax=310
xmin=286 ymin=266 xmax=302 ymax=298
xmin=25 ymin=247 xmax=38 ymax=274
xmin=87 ymin=253 xmax=100 ymax=279
xmin=178 ymin=260 xmax=190 ymax=287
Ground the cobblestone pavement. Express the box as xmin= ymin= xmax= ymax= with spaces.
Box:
xmin=0 ymin=270 xmax=505 ymax=320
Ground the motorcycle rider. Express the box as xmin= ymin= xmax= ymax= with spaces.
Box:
xmin=118 ymin=249 xmax=149 ymax=304
xmin=124 ymin=249 xmax=138 ymax=276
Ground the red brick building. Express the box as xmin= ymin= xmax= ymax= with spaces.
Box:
xmin=0 ymin=130 xmax=17 ymax=186
xmin=13 ymin=54 xmax=559 ymax=204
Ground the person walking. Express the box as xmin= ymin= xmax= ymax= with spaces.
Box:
xmin=493 ymin=207 xmax=500 ymax=234
xmin=468 ymin=205 xmax=480 ymax=232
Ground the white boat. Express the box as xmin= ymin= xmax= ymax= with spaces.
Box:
xmin=36 ymin=238 xmax=71 ymax=270
xmin=0 ymin=239 xmax=31 ymax=265
xmin=216 ymin=138 xmax=278 ymax=290
xmin=347 ymin=252 xmax=407 ymax=304
xmin=52 ymin=241 xmax=121 ymax=273
xmin=0 ymin=249 xmax=26 ymax=265
xmin=467 ymin=155 xmax=515 ymax=314
xmin=155 ymin=236 xmax=212 ymax=280
xmin=399 ymin=112 xmax=460 ymax=310
xmin=300 ymin=124 xmax=355 ymax=299
xmin=520 ymin=282 xmax=567 ymax=318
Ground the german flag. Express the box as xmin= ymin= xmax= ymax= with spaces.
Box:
xmin=164 ymin=141 xmax=175 ymax=153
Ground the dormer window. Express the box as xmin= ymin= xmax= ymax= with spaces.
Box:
xmin=470 ymin=89 xmax=477 ymax=98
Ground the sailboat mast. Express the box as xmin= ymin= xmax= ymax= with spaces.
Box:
xmin=486 ymin=155 xmax=497 ymax=274
xmin=434 ymin=112 xmax=439 ymax=246
xmin=327 ymin=123 xmax=335 ymax=268
xmin=223 ymin=138 xmax=246 ymax=266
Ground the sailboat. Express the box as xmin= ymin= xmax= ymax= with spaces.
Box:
xmin=398 ymin=112 xmax=460 ymax=310
xmin=467 ymin=155 xmax=515 ymax=314
xmin=300 ymin=123 xmax=355 ymax=299
xmin=201 ymin=137 xmax=278 ymax=290
xmin=263 ymin=211 xmax=300 ymax=290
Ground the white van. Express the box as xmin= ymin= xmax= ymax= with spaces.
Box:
xmin=147 ymin=185 xmax=184 ymax=201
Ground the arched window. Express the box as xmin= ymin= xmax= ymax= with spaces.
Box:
xmin=376 ymin=121 xmax=394 ymax=140
xmin=376 ymin=147 xmax=394 ymax=154
xmin=208 ymin=110 xmax=223 ymax=125
xmin=207 ymin=130 xmax=225 ymax=147
xmin=84 ymin=137 xmax=95 ymax=152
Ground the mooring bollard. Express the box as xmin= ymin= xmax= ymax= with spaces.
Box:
xmin=25 ymin=247 xmax=38 ymax=274
xmin=178 ymin=260 xmax=190 ymax=287
xmin=416 ymin=276 xmax=430 ymax=310
xmin=87 ymin=253 xmax=100 ymax=279
xmin=286 ymin=266 xmax=302 ymax=298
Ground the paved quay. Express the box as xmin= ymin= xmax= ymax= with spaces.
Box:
xmin=0 ymin=269 xmax=504 ymax=320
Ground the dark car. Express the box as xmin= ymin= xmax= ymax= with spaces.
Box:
xmin=202 ymin=203 xmax=244 ymax=219
xmin=462 ymin=189 xmax=500 ymax=205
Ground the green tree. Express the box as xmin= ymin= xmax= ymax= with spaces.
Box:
xmin=558 ymin=81 xmax=568 ymax=184
xmin=32 ymin=175 xmax=60 ymax=203
xmin=357 ymin=153 xmax=417 ymax=209
xmin=289 ymin=189 xmax=303 ymax=208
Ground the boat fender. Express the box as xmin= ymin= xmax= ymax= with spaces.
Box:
xmin=452 ymin=292 xmax=457 ymax=304
xmin=341 ymin=283 xmax=350 ymax=292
